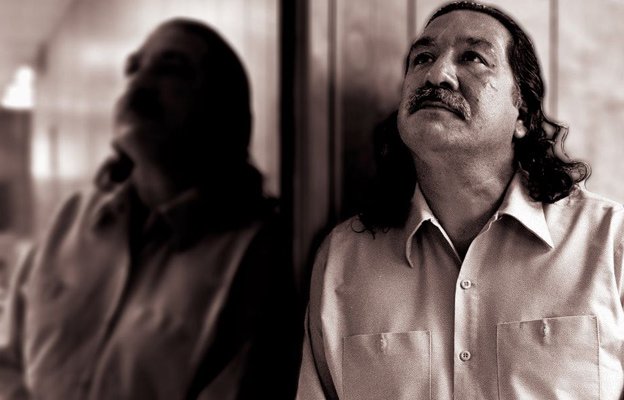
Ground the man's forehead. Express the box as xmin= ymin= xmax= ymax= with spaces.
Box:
xmin=411 ymin=10 xmax=510 ymax=52
xmin=136 ymin=25 xmax=209 ymax=59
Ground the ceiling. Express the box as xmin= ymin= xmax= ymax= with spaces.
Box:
xmin=0 ymin=0 xmax=75 ymax=96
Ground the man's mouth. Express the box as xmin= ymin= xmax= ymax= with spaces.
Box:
xmin=114 ymin=90 xmax=164 ymax=127
xmin=417 ymin=101 xmax=460 ymax=115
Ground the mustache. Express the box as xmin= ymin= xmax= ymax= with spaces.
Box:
xmin=406 ymin=86 xmax=471 ymax=120
xmin=115 ymin=87 xmax=163 ymax=123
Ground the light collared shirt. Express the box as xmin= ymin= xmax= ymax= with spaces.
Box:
xmin=0 ymin=181 xmax=297 ymax=400
xmin=297 ymin=173 xmax=624 ymax=399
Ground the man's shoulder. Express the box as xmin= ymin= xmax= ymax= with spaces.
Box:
xmin=327 ymin=216 xmax=375 ymax=240
xmin=319 ymin=215 xmax=398 ymax=256
xmin=554 ymin=186 xmax=623 ymax=214
xmin=545 ymin=186 xmax=624 ymax=233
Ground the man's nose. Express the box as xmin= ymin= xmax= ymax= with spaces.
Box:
xmin=117 ymin=69 xmax=161 ymax=119
xmin=126 ymin=67 xmax=157 ymax=93
xmin=425 ymin=54 xmax=458 ymax=91
xmin=122 ymin=68 xmax=159 ymax=104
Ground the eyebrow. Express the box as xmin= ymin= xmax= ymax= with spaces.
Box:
xmin=409 ymin=36 xmax=435 ymax=55
xmin=408 ymin=36 xmax=497 ymax=55
xmin=464 ymin=37 xmax=496 ymax=51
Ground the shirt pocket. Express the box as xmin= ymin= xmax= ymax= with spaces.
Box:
xmin=342 ymin=330 xmax=430 ymax=400
xmin=496 ymin=315 xmax=599 ymax=400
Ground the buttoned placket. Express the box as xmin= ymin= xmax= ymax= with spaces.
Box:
xmin=453 ymin=253 xmax=478 ymax=399
xmin=452 ymin=214 xmax=500 ymax=399
xmin=83 ymin=199 xmax=136 ymax=399
xmin=73 ymin=257 xmax=130 ymax=398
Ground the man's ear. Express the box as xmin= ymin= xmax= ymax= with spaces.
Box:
xmin=514 ymin=119 xmax=527 ymax=139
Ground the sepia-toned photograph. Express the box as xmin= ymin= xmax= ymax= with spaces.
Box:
xmin=0 ymin=0 xmax=622 ymax=399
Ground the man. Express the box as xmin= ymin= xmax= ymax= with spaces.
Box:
xmin=297 ymin=1 xmax=624 ymax=399
xmin=0 ymin=18 xmax=300 ymax=399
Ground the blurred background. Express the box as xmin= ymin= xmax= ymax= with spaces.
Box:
xmin=0 ymin=0 xmax=622 ymax=298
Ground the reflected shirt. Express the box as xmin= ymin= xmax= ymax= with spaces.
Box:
xmin=0 ymin=181 xmax=295 ymax=400
xmin=297 ymin=173 xmax=624 ymax=399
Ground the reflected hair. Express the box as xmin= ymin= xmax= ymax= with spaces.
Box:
xmin=359 ymin=1 xmax=589 ymax=232
xmin=97 ymin=18 xmax=268 ymax=224
xmin=158 ymin=18 xmax=253 ymax=166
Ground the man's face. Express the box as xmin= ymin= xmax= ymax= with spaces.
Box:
xmin=397 ymin=10 xmax=521 ymax=161
xmin=112 ymin=25 xmax=209 ymax=169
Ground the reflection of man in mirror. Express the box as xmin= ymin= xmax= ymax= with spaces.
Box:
xmin=297 ymin=1 xmax=624 ymax=399
xmin=0 ymin=18 xmax=300 ymax=400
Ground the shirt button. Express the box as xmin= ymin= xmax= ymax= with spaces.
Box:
xmin=459 ymin=350 xmax=472 ymax=361
xmin=460 ymin=279 xmax=472 ymax=289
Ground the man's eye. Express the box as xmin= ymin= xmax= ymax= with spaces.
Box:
xmin=462 ymin=51 xmax=486 ymax=64
xmin=153 ymin=53 xmax=194 ymax=78
xmin=412 ymin=53 xmax=434 ymax=65
xmin=155 ymin=62 xmax=193 ymax=79
xmin=158 ymin=62 xmax=182 ymax=73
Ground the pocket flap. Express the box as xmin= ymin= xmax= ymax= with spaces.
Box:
xmin=497 ymin=315 xmax=599 ymax=399
xmin=343 ymin=330 xmax=430 ymax=400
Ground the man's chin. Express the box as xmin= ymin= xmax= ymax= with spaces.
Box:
xmin=114 ymin=121 xmax=166 ymax=148
xmin=114 ymin=120 xmax=161 ymax=138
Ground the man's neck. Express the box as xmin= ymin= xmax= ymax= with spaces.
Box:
xmin=414 ymin=151 xmax=515 ymax=259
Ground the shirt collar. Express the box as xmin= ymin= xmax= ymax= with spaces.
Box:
xmin=156 ymin=188 xmax=203 ymax=243
xmin=403 ymin=183 xmax=439 ymax=268
xmin=132 ymin=187 xmax=212 ymax=249
xmin=92 ymin=183 xmax=206 ymax=248
xmin=403 ymin=171 xmax=554 ymax=268
xmin=496 ymin=172 xmax=554 ymax=249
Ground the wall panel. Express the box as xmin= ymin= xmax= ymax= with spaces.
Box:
xmin=292 ymin=0 xmax=333 ymax=279
xmin=558 ymin=0 xmax=624 ymax=203
xmin=332 ymin=0 xmax=410 ymax=218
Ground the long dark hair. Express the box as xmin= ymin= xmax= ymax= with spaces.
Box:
xmin=360 ymin=1 xmax=589 ymax=232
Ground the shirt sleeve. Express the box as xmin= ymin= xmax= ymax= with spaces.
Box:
xmin=296 ymin=309 xmax=332 ymax=399
xmin=614 ymin=206 xmax=624 ymax=306
xmin=296 ymin=237 xmax=338 ymax=400
xmin=0 ymin=247 xmax=34 ymax=399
